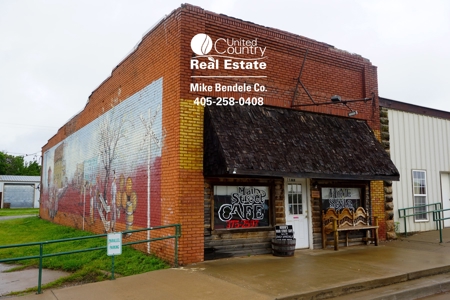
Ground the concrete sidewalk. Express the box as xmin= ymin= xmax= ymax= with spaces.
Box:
xmin=5 ymin=229 xmax=450 ymax=300
xmin=0 ymin=264 xmax=69 ymax=297
xmin=0 ymin=215 xmax=38 ymax=221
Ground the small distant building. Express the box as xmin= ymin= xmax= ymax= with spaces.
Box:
xmin=0 ymin=175 xmax=41 ymax=208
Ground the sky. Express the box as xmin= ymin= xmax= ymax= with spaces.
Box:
xmin=1 ymin=0 xmax=449 ymax=162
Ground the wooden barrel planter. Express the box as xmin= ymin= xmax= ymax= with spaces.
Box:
xmin=271 ymin=238 xmax=296 ymax=257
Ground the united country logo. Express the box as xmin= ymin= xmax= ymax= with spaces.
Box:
xmin=190 ymin=33 xmax=213 ymax=56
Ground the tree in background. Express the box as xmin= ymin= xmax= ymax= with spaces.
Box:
xmin=0 ymin=151 xmax=41 ymax=176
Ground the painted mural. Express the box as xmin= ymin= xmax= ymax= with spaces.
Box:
xmin=42 ymin=78 xmax=164 ymax=237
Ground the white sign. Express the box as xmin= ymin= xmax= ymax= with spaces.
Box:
xmin=321 ymin=188 xmax=360 ymax=200
xmin=107 ymin=232 xmax=122 ymax=256
xmin=321 ymin=187 xmax=361 ymax=211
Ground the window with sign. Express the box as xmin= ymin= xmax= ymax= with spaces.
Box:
xmin=213 ymin=185 xmax=270 ymax=230
xmin=321 ymin=187 xmax=362 ymax=212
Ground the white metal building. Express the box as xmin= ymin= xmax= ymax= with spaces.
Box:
xmin=0 ymin=175 xmax=41 ymax=208
xmin=380 ymin=98 xmax=450 ymax=233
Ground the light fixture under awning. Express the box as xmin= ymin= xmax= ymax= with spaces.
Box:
xmin=203 ymin=105 xmax=400 ymax=181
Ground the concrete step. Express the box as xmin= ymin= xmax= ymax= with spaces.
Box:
xmin=330 ymin=272 xmax=450 ymax=300
xmin=279 ymin=265 xmax=450 ymax=300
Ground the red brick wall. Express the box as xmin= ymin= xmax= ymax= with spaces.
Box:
xmin=179 ymin=4 xmax=380 ymax=130
xmin=41 ymin=8 xmax=185 ymax=264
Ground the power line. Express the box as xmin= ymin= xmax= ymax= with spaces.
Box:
xmin=4 ymin=151 xmax=41 ymax=157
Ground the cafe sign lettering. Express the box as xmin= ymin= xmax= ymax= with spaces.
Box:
xmin=218 ymin=186 xmax=267 ymax=221
xmin=214 ymin=186 xmax=269 ymax=229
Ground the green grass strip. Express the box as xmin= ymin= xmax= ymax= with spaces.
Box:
xmin=0 ymin=217 xmax=169 ymax=295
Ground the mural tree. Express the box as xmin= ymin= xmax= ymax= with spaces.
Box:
xmin=40 ymin=79 xmax=163 ymax=236
xmin=97 ymin=112 xmax=129 ymax=231
xmin=140 ymin=104 xmax=164 ymax=252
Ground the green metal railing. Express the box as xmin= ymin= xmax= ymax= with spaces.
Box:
xmin=0 ymin=224 xmax=181 ymax=294
xmin=398 ymin=203 xmax=441 ymax=237
xmin=433 ymin=208 xmax=450 ymax=243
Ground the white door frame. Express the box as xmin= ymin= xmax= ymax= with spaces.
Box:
xmin=284 ymin=178 xmax=312 ymax=249
xmin=440 ymin=172 xmax=450 ymax=227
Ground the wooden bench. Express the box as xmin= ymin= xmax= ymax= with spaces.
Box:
xmin=322 ymin=207 xmax=379 ymax=250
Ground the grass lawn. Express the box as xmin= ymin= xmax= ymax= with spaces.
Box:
xmin=0 ymin=208 xmax=39 ymax=216
xmin=0 ymin=217 xmax=169 ymax=295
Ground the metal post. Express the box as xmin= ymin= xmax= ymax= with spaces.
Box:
xmin=37 ymin=244 xmax=43 ymax=294
xmin=434 ymin=205 xmax=437 ymax=230
xmin=174 ymin=225 xmax=179 ymax=267
xmin=435 ymin=204 xmax=440 ymax=230
xmin=439 ymin=204 xmax=443 ymax=231
xmin=433 ymin=206 xmax=437 ymax=230
xmin=111 ymin=255 xmax=115 ymax=280
xmin=374 ymin=217 xmax=379 ymax=246
xmin=404 ymin=214 xmax=407 ymax=237
xmin=439 ymin=211 xmax=443 ymax=244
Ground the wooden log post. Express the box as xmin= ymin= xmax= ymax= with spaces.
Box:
xmin=333 ymin=219 xmax=339 ymax=251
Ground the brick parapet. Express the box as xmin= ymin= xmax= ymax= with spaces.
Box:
xmin=179 ymin=4 xmax=380 ymax=133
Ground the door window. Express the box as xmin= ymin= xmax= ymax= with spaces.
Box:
xmin=288 ymin=184 xmax=302 ymax=215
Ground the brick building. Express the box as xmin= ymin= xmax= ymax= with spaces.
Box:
xmin=40 ymin=4 xmax=399 ymax=265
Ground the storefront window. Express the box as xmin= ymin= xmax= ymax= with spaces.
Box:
xmin=321 ymin=187 xmax=361 ymax=211
xmin=213 ymin=186 xmax=270 ymax=230
xmin=412 ymin=170 xmax=427 ymax=221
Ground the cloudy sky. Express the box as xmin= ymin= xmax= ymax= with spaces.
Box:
xmin=1 ymin=0 xmax=449 ymax=161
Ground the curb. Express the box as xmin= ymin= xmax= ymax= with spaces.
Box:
xmin=276 ymin=265 xmax=450 ymax=300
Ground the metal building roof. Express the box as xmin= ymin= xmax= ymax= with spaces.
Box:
xmin=0 ymin=175 xmax=41 ymax=183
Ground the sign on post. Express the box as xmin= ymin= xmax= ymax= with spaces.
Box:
xmin=107 ymin=232 xmax=122 ymax=256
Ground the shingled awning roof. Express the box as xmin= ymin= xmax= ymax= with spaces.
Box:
xmin=204 ymin=105 xmax=400 ymax=181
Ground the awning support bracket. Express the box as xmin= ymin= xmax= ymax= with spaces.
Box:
xmin=291 ymin=49 xmax=317 ymax=107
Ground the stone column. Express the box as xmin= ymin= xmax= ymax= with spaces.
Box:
xmin=380 ymin=107 xmax=396 ymax=239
